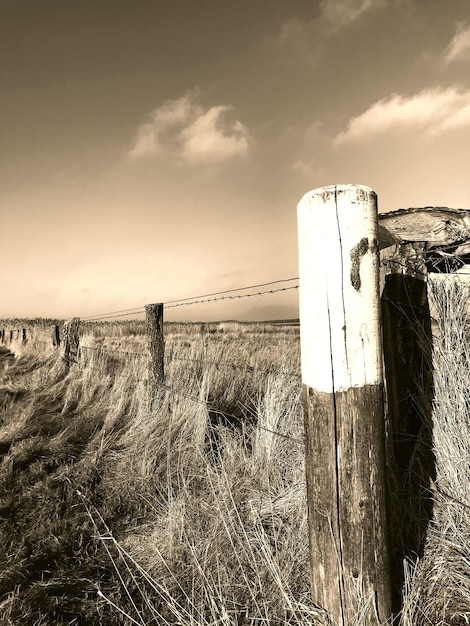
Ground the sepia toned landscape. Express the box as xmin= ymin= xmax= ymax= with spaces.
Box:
xmin=3 ymin=2 xmax=470 ymax=624
xmin=0 ymin=275 xmax=469 ymax=624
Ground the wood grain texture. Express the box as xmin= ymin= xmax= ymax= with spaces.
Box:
xmin=298 ymin=184 xmax=391 ymax=623
xmin=63 ymin=317 xmax=80 ymax=366
xmin=302 ymin=384 xmax=391 ymax=626
xmin=297 ymin=184 xmax=382 ymax=393
xmin=378 ymin=207 xmax=470 ymax=248
xmin=145 ymin=303 xmax=165 ymax=410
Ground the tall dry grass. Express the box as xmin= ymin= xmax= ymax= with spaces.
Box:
xmin=0 ymin=321 xmax=319 ymax=625
xmin=400 ymin=276 xmax=470 ymax=626
xmin=1 ymin=290 xmax=470 ymax=625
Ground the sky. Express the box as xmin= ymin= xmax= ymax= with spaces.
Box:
xmin=2 ymin=0 xmax=470 ymax=321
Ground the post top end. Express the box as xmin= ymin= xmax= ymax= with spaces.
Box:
xmin=298 ymin=184 xmax=376 ymax=207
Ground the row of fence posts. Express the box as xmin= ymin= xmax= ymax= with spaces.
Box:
xmin=0 ymin=308 xmax=165 ymax=413
xmin=0 ymin=327 xmax=61 ymax=346
xmin=0 ymin=329 xmax=27 ymax=343
xmin=62 ymin=308 xmax=165 ymax=412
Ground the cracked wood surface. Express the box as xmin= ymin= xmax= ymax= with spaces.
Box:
xmin=378 ymin=207 xmax=470 ymax=250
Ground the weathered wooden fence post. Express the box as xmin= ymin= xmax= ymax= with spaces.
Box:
xmin=9 ymin=330 xmax=13 ymax=343
xmin=52 ymin=325 xmax=61 ymax=347
xmin=63 ymin=318 xmax=80 ymax=366
xmin=297 ymin=184 xmax=391 ymax=625
xmin=22 ymin=329 xmax=27 ymax=343
xmin=145 ymin=303 xmax=165 ymax=410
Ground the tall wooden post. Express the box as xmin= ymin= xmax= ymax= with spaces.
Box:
xmin=297 ymin=184 xmax=391 ymax=625
xmin=63 ymin=318 xmax=80 ymax=366
xmin=145 ymin=303 xmax=165 ymax=410
xmin=22 ymin=329 xmax=27 ymax=343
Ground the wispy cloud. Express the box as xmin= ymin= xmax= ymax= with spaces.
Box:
xmin=335 ymin=87 xmax=470 ymax=144
xmin=444 ymin=21 xmax=470 ymax=64
xmin=129 ymin=96 xmax=193 ymax=159
xmin=129 ymin=95 xmax=250 ymax=164
xmin=320 ymin=0 xmax=387 ymax=32
xmin=277 ymin=0 xmax=387 ymax=49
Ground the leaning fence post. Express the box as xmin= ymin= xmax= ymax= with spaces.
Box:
xmin=297 ymin=184 xmax=391 ymax=625
xmin=63 ymin=318 xmax=80 ymax=366
xmin=145 ymin=303 xmax=165 ymax=410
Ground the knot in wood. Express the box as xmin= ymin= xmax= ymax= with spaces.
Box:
xmin=350 ymin=237 xmax=370 ymax=291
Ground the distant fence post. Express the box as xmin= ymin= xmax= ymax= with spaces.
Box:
xmin=145 ymin=303 xmax=165 ymax=410
xmin=22 ymin=328 xmax=26 ymax=343
xmin=63 ymin=318 xmax=80 ymax=366
xmin=52 ymin=325 xmax=61 ymax=347
xmin=9 ymin=330 xmax=13 ymax=343
xmin=297 ymin=184 xmax=391 ymax=625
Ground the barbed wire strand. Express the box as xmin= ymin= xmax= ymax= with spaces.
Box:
xmin=151 ymin=383 xmax=304 ymax=445
xmin=164 ymin=277 xmax=299 ymax=305
xmin=82 ymin=284 xmax=299 ymax=321
xmin=166 ymin=285 xmax=299 ymax=309
xmin=82 ymin=308 xmax=147 ymax=322
xmin=79 ymin=343 xmax=301 ymax=381
xmin=80 ymin=345 xmax=148 ymax=358
xmin=81 ymin=277 xmax=299 ymax=321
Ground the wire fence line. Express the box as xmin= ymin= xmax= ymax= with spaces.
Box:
xmin=80 ymin=285 xmax=299 ymax=321
xmin=71 ymin=280 xmax=303 ymax=447
xmin=2 ymin=252 xmax=469 ymax=452
xmin=166 ymin=285 xmax=299 ymax=310
xmin=169 ymin=354 xmax=300 ymax=378
xmin=81 ymin=277 xmax=299 ymax=322
xmin=79 ymin=343 xmax=301 ymax=382
xmin=164 ymin=277 xmax=299 ymax=305
xmin=74 ymin=345 xmax=304 ymax=446
xmin=80 ymin=345 xmax=148 ymax=358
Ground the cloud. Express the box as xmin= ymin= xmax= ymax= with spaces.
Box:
xmin=320 ymin=0 xmax=387 ymax=32
xmin=444 ymin=21 xmax=470 ymax=64
xmin=129 ymin=96 xmax=250 ymax=164
xmin=335 ymin=87 xmax=470 ymax=144
xmin=277 ymin=0 xmax=386 ymax=47
xmin=128 ymin=96 xmax=193 ymax=158
xmin=181 ymin=105 xmax=249 ymax=163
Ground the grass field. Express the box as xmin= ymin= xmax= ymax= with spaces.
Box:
xmin=0 ymin=278 xmax=469 ymax=625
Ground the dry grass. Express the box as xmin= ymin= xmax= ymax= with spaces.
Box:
xmin=1 ymin=293 xmax=470 ymax=625
xmin=400 ymin=276 xmax=470 ymax=626
xmin=0 ymin=321 xmax=316 ymax=625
